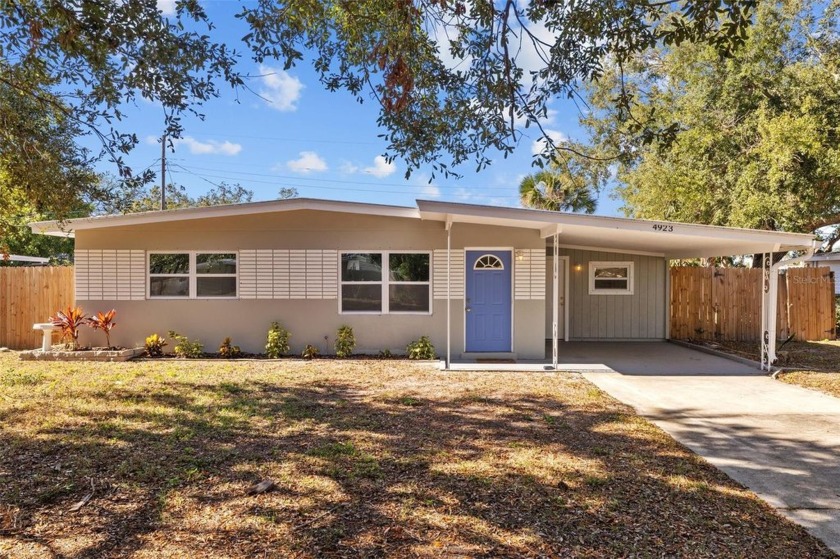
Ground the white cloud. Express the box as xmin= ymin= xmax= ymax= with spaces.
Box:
xmin=173 ymin=136 xmax=242 ymax=156
xmin=340 ymin=156 xmax=397 ymax=179
xmin=420 ymin=184 xmax=441 ymax=198
xmin=157 ymin=0 xmax=176 ymax=16
xmin=145 ymin=135 xmax=242 ymax=156
xmin=339 ymin=160 xmax=359 ymax=175
xmin=531 ymin=128 xmax=568 ymax=155
xmin=286 ymin=151 xmax=328 ymax=174
xmin=258 ymin=64 xmax=304 ymax=112
xmin=363 ymin=156 xmax=396 ymax=178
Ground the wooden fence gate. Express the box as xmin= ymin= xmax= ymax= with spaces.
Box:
xmin=0 ymin=267 xmax=75 ymax=350
xmin=670 ymin=266 xmax=836 ymax=342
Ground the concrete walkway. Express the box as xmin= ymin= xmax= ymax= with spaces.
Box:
xmin=578 ymin=342 xmax=840 ymax=554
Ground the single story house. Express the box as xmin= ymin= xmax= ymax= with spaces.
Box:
xmin=805 ymin=252 xmax=840 ymax=295
xmin=31 ymin=198 xmax=816 ymax=369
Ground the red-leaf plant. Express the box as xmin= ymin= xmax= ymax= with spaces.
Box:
xmin=50 ymin=306 xmax=89 ymax=350
xmin=87 ymin=309 xmax=117 ymax=349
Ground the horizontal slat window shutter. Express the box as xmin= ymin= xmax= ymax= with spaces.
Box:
xmin=75 ymin=250 xmax=89 ymax=300
xmin=130 ymin=251 xmax=145 ymax=300
xmin=322 ymin=250 xmax=338 ymax=299
xmin=102 ymin=250 xmax=118 ymax=300
xmin=306 ymin=250 xmax=323 ymax=299
xmin=514 ymin=251 xmax=530 ymax=300
xmin=87 ymin=250 xmax=103 ymax=300
xmin=530 ymin=249 xmax=546 ymax=300
xmin=256 ymin=250 xmax=273 ymax=298
xmin=273 ymin=250 xmax=290 ymax=299
xmin=239 ymin=250 xmax=258 ymax=299
xmin=116 ymin=251 xmax=132 ymax=300
xmin=289 ymin=250 xmax=307 ymax=299
xmin=433 ymin=249 xmax=464 ymax=299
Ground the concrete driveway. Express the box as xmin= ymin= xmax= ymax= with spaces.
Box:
xmin=576 ymin=342 xmax=840 ymax=554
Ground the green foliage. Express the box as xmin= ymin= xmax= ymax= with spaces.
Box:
xmin=835 ymin=296 xmax=840 ymax=333
xmin=167 ymin=330 xmax=204 ymax=359
xmin=3 ymin=0 xmax=757 ymax=221
xmin=265 ymin=322 xmax=291 ymax=358
xmin=218 ymin=337 xmax=241 ymax=359
xmin=378 ymin=349 xmax=393 ymax=358
xmin=49 ymin=306 xmax=88 ymax=350
xmin=241 ymin=0 xmax=757 ymax=180
xmin=0 ymin=1 xmax=241 ymax=221
xmin=87 ymin=309 xmax=117 ymax=349
xmin=334 ymin=326 xmax=356 ymax=358
xmin=519 ymin=169 xmax=599 ymax=213
xmin=573 ymin=0 xmax=840 ymax=237
xmin=406 ymin=336 xmax=436 ymax=360
xmin=301 ymin=344 xmax=320 ymax=360
xmin=144 ymin=334 xmax=167 ymax=357
xmin=103 ymin=181 xmax=254 ymax=214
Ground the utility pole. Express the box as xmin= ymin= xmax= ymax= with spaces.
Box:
xmin=160 ymin=133 xmax=167 ymax=210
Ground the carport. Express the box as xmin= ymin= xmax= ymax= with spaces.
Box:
xmin=420 ymin=201 xmax=818 ymax=372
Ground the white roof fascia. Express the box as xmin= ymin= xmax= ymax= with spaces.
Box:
xmin=417 ymin=200 xmax=814 ymax=258
xmin=554 ymin=244 xmax=665 ymax=258
xmin=8 ymin=254 xmax=50 ymax=263
xmin=416 ymin=199 xmax=815 ymax=248
xmin=30 ymin=198 xmax=419 ymax=237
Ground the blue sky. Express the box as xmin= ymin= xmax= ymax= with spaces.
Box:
xmin=102 ymin=0 xmax=622 ymax=216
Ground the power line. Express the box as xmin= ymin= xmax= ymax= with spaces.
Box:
xmin=178 ymin=163 xmax=523 ymax=192
xmin=167 ymin=168 xmax=520 ymax=200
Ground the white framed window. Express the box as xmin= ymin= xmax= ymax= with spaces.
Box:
xmin=340 ymin=251 xmax=431 ymax=314
xmin=588 ymin=261 xmax=634 ymax=295
xmin=148 ymin=252 xmax=238 ymax=299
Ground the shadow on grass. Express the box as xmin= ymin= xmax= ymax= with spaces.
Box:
xmin=1 ymin=374 xmax=836 ymax=558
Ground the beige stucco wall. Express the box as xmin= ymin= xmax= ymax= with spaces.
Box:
xmin=75 ymin=210 xmax=547 ymax=358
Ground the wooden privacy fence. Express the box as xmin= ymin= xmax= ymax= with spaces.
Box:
xmin=670 ymin=266 xmax=836 ymax=342
xmin=0 ymin=267 xmax=75 ymax=350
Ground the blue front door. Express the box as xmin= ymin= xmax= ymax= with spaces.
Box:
xmin=465 ymin=250 xmax=512 ymax=352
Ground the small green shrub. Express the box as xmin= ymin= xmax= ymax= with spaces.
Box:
xmin=218 ymin=337 xmax=241 ymax=358
xmin=144 ymin=333 xmax=167 ymax=357
xmin=302 ymin=344 xmax=319 ymax=359
xmin=835 ymin=295 xmax=839 ymax=333
xmin=168 ymin=330 xmax=203 ymax=358
xmin=265 ymin=322 xmax=291 ymax=358
xmin=378 ymin=349 xmax=393 ymax=358
xmin=406 ymin=336 xmax=436 ymax=360
xmin=335 ymin=325 xmax=356 ymax=358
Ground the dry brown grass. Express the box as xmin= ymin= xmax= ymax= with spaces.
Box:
xmin=709 ymin=340 xmax=840 ymax=399
xmin=0 ymin=354 xmax=834 ymax=558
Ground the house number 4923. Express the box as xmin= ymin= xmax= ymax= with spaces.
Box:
xmin=652 ymin=224 xmax=674 ymax=232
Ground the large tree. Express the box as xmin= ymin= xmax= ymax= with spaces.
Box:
xmin=519 ymin=166 xmax=599 ymax=213
xmin=1 ymin=0 xmax=758 ymax=220
xmin=567 ymin=0 xmax=840 ymax=248
xmin=0 ymin=0 xmax=241 ymax=221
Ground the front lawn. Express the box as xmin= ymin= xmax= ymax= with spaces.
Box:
xmin=0 ymin=355 xmax=833 ymax=558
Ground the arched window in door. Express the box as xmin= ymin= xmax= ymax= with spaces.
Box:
xmin=473 ymin=254 xmax=504 ymax=270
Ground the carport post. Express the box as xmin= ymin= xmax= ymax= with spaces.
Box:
xmin=446 ymin=218 xmax=453 ymax=370
xmin=553 ymin=233 xmax=559 ymax=370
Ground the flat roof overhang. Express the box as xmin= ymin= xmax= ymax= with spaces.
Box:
xmin=416 ymin=200 xmax=817 ymax=259
xmin=29 ymin=197 xmax=817 ymax=259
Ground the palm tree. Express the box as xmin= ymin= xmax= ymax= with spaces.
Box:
xmin=519 ymin=170 xmax=597 ymax=213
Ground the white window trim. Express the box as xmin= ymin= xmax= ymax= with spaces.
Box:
xmin=588 ymin=261 xmax=634 ymax=295
xmin=339 ymin=250 xmax=433 ymax=315
xmin=148 ymin=251 xmax=239 ymax=300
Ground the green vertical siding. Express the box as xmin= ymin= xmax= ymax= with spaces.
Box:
xmin=559 ymin=248 xmax=666 ymax=340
